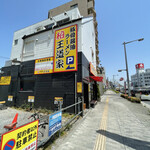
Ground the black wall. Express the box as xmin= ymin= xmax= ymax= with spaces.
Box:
xmin=0 ymin=52 xmax=91 ymax=112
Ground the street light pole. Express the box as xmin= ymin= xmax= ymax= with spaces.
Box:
xmin=123 ymin=42 xmax=131 ymax=97
xmin=122 ymin=38 xmax=144 ymax=97
xmin=113 ymin=74 xmax=118 ymax=89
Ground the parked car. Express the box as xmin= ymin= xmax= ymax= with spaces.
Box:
xmin=141 ymin=94 xmax=150 ymax=101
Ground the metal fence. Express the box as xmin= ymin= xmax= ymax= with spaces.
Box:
xmin=37 ymin=98 xmax=83 ymax=148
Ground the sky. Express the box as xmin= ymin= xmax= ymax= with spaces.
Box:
xmin=0 ymin=0 xmax=150 ymax=83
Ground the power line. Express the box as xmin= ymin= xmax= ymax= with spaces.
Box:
xmin=0 ymin=56 xmax=9 ymax=59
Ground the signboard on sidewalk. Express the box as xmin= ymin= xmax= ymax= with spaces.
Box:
xmin=0 ymin=76 xmax=11 ymax=85
xmin=0 ymin=120 xmax=39 ymax=150
xmin=53 ymin=24 xmax=78 ymax=73
xmin=8 ymin=95 xmax=13 ymax=101
xmin=34 ymin=57 xmax=53 ymax=74
xmin=54 ymin=97 xmax=63 ymax=105
xmin=48 ymin=111 xmax=62 ymax=137
xmin=28 ymin=96 xmax=35 ymax=103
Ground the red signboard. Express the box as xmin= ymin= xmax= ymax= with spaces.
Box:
xmin=90 ymin=76 xmax=103 ymax=82
xmin=135 ymin=63 xmax=144 ymax=69
xmin=120 ymin=77 xmax=124 ymax=81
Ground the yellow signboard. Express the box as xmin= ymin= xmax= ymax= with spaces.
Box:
xmin=77 ymin=82 xmax=82 ymax=93
xmin=28 ymin=96 xmax=35 ymax=102
xmin=90 ymin=63 xmax=97 ymax=76
xmin=54 ymin=97 xmax=63 ymax=101
xmin=0 ymin=76 xmax=11 ymax=85
xmin=88 ymin=84 xmax=90 ymax=92
xmin=0 ymin=120 xmax=39 ymax=150
xmin=54 ymin=97 xmax=63 ymax=105
xmin=54 ymin=24 xmax=78 ymax=73
xmin=34 ymin=57 xmax=53 ymax=74
xmin=8 ymin=95 xmax=13 ymax=101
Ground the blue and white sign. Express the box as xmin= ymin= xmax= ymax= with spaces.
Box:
xmin=66 ymin=56 xmax=74 ymax=65
xmin=48 ymin=111 xmax=62 ymax=137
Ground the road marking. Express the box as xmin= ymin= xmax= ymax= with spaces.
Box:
xmin=93 ymin=97 xmax=109 ymax=150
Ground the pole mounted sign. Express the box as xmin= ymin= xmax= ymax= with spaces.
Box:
xmin=53 ymin=24 xmax=78 ymax=73
xmin=48 ymin=111 xmax=62 ymax=137
xmin=8 ymin=96 xmax=13 ymax=102
xmin=0 ymin=120 xmax=39 ymax=150
xmin=54 ymin=97 xmax=63 ymax=105
xmin=28 ymin=96 xmax=35 ymax=103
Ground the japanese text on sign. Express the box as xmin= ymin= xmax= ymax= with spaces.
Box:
xmin=49 ymin=111 xmax=62 ymax=137
xmin=54 ymin=25 xmax=77 ymax=72
xmin=8 ymin=95 xmax=13 ymax=101
xmin=77 ymin=82 xmax=82 ymax=93
xmin=0 ymin=120 xmax=39 ymax=150
xmin=34 ymin=57 xmax=53 ymax=74
xmin=28 ymin=96 xmax=35 ymax=103
xmin=0 ymin=76 xmax=11 ymax=85
xmin=90 ymin=63 xmax=97 ymax=76
xmin=54 ymin=97 xmax=63 ymax=105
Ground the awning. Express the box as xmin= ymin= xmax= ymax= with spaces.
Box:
xmin=90 ymin=76 xmax=103 ymax=82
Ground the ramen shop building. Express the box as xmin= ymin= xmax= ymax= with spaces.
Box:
xmin=0 ymin=8 xmax=100 ymax=112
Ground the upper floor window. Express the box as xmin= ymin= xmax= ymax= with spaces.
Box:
xmin=70 ymin=4 xmax=78 ymax=9
xmin=44 ymin=23 xmax=55 ymax=29
xmin=57 ymin=18 xmax=70 ymax=26
xmin=14 ymin=39 xmax=18 ymax=46
xmin=88 ymin=8 xmax=93 ymax=15
xmin=24 ymin=41 xmax=34 ymax=54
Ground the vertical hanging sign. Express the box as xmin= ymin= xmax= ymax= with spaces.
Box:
xmin=53 ymin=24 xmax=78 ymax=73
xmin=77 ymin=82 xmax=82 ymax=93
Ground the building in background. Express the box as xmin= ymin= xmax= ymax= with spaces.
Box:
xmin=97 ymin=67 xmax=106 ymax=95
xmin=48 ymin=0 xmax=100 ymax=70
xmin=131 ymin=63 xmax=150 ymax=90
xmin=0 ymin=7 xmax=101 ymax=112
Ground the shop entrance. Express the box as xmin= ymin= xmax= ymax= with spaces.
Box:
xmin=83 ymin=83 xmax=89 ymax=108
xmin=93 ymin=82 xmax=97 ymax=100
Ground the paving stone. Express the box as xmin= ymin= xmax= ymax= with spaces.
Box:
xmin=52 ymin=91 xmax=150 ymax=150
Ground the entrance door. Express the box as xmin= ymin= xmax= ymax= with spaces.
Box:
xmin=93 ymin=82 xmax=97 ymax=100
xmin=83 ymin=83 xmax=89 ymax=108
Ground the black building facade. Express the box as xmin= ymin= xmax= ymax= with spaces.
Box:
xmin=0 ymin=52 xmax=98 ymax=113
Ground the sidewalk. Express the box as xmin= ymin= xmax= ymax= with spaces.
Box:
xmin=53 ymin=90 xmax=150 ymax=150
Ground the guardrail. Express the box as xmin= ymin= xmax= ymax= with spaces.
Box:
xmin=37 ymin=99 xmax=83 ymax=148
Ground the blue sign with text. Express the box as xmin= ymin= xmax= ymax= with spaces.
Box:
xmin=48 ymin=111 xmax=62 ymax=137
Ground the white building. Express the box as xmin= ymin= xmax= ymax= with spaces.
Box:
xmin=0 ymin=8 xmax=100 ymax=111
xmin=131 ymin=63 xmax=150 ymax=88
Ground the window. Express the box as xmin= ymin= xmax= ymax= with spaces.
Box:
xmin=14 ymin=39 xmax=18 ymax=45
xmin=70 ymin=4 xmax=78 ymax=9
xmin=35 ymin=26 xmax=45 ymax=32
xmin=44 ymin=23 xmax=54 ymax=29
xmin=57 ymin=18 xmax=70 ymax=26
xmin=20 ymin=79 xmax=35 ymax=91
xmin=88 ymin=8 xmax=93 ymax=15
xmin=24 ymin=41 xmax=34 ymax=54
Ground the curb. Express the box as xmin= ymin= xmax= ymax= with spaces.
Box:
xmin=141 ymin=101 xmax=150 ymax=110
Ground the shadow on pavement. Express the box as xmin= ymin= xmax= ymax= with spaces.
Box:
xmin=97 ymin=130 xmax=150 ymax=150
